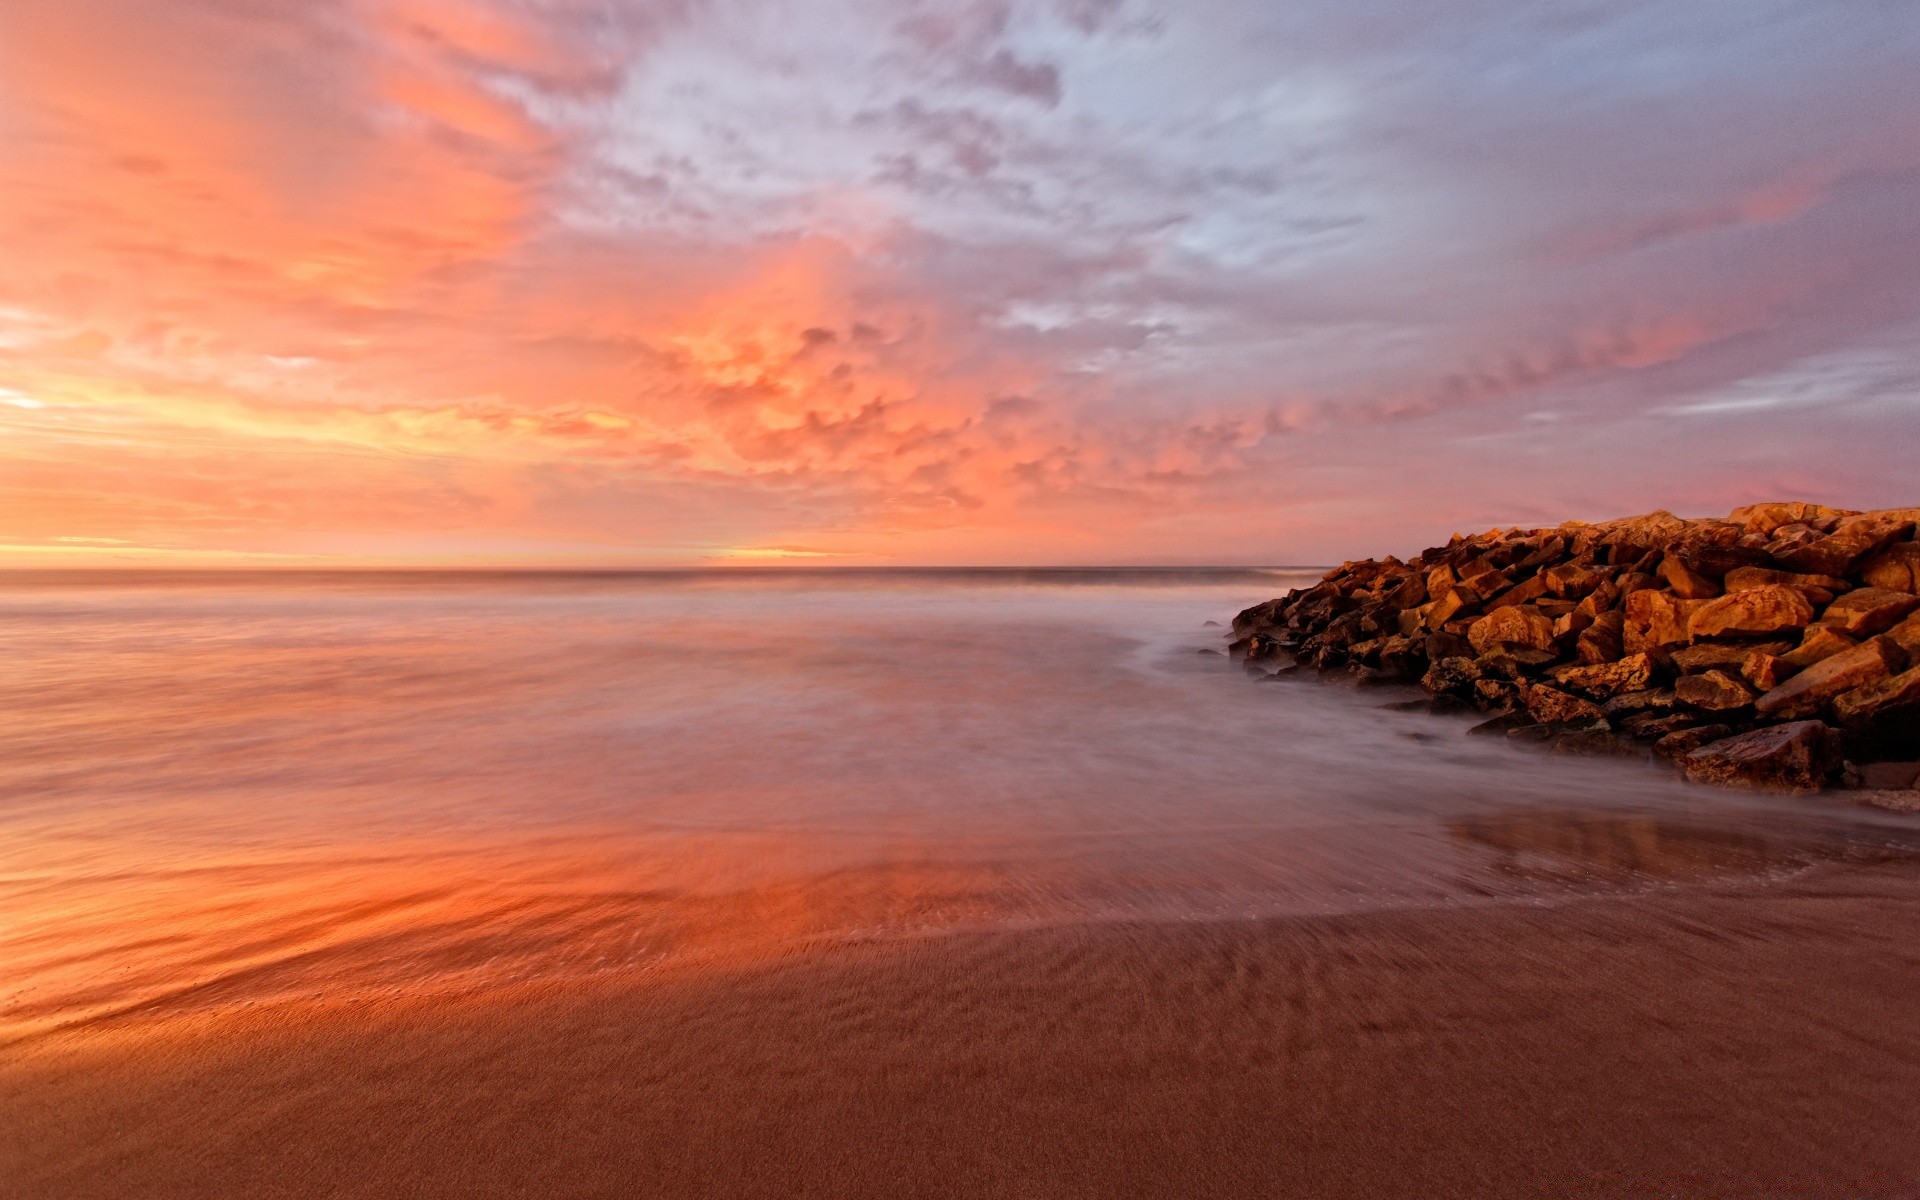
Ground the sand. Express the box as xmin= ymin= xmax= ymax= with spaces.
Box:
xmin=7 ymin=860 xmax=1920 ymax=1199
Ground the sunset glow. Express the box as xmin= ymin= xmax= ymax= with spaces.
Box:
xmin=3 ymin=0 xmax=1918 ymax=565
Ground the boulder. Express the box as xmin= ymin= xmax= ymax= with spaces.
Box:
xmin=1547 ymin=652 xmax=1657 ymax=700
xmin=1728 ymin=502 xmax=1857 ymax=537
xmin=1654 ymin=724 xmax=1734 ymax=763
xmin=1754 ymin=636 xmax=1903 ymax=720
xmin=1575 ymin=612 xmax=1626 ymax=664
xmin=1686 ymin=585 xmax=1815 ymax=640
xmin=1421 ymin=656 xmax=1479 ymax=697
xmin=1723 ymin=566 xmax=1851 ymax=594
xmin=1485 ymin=574 xmax=1549 ymax=611
xmin=1820 ymin=587 xmax=1920 ymax=637
xmin=1624 ymin=589 xmax=1699 ymax=651
xmin=1741 ymin=651 xmax=1793 ymax=692
xmin=1603 ymin=688 xmax=1678 ymax=718
xmin=1888 ymin=615 xmax=1920 ymax=660
xmin=1774 ymin=518 xmax=1914 ymax=576
xmin=1425 ymin=586 xmax=1476 ymax=629
xmin=1658 ymin=555 xmax=1720 ymax=599
xmin=1674 ymin=670 xmax=1755 ymax=713
xmin=1779 ymin=625 xmax=1857 ymax=670
xmin=1671 ymin=640 xmax=1791 ymax=673
xmin=1523 ymin=685 xmax=1606 ymax=725
xmin=1542 ymin=562 xmax=1605 ymax=598
xmin=1832 ymin=665 xmax=1920 ymax=732
xmin=1681 ymin=721 xmax=1843 ymax=792
xmin=1626 ymin=711 xmax=1716 ymax=739
xmin=1467 ymin=605 xmax=1555 ymax=655
xmin=1860 ymin=542 xmax=1920 ymax=594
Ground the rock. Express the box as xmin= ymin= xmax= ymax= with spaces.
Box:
xmin=1774 ymin=517 xmax=1914 ymax=576
xmin=1686 ymin=585 xmax=1815 ymax=640
xmin=1524 ymin=685 xmax=1606 ymax=725
xmin=1674 ymin=669 xmax=1755 ymax=713
xmin=1485 ymin=574 xmax=1550 ymax=611
xmin=1421 ymin=656 xmax=1479 ymax=697
xmin=1624 ymin=590 xmax=1699 ymax=651
xmin=1542 ymin=562 xmax=1605 ymax=598
xmin=1888 ymin=615 xmax=1920 ymax=660
xmin=1754 ymin=636 xmax=1903 ymax=720
xmin=1573 ymin=580 xmax=1622 ymax=619
xmin=1425 ymin=586 xmax=1476 ymax=629
xmin=1856 ymin=760 xmax=1920 ymax=789
xmin=1741 ymin=651 xmax=1793 ymax=692
xmin=1425 ymin=631 xmax=1475 ymax=662
xmin=1547 ymin=652 xmax=1657 ymax=700
xmin=1832 ymin=665 xmax=1920 ymax=732
xmin=1428 ymin=693 xmax=1475 ymax=716
xmin=1861 ymin=542 xmax=1920 ymax=594
xmin=1658 ymin=554 xmax=1720 ymax=599
xmin=1603 ymin=688 xmax=1677 ymax=717
xmin=1682 ymin=721 xmax=1843 ymax=792
xmin=1467 ymin=605 xmax=1555 ymax=655
xmin=1680 ymin=543 xmax=1776 ymax=579
xmin=1820 ymin=587 xmax=1920 ymax=637
xmin=1670 ymin=640 xmax=1791 ymax=673
xmin=1779 ymin=625 xmax=1857 ymax=670
xmin=1728 ymin=502 xmax=1857 ymax=537
xmin=1575 ymin=612 xmax=1626 ymax=664
xmin=1654 ymin=724 xmax=1734 ymax=763
xmin=1626 ymin=712 xmax=1717 ymax=739
xmin=1723 ymin=566 xmax=1851 ymax=594
xmin=1473 ymin=679 xmax=1521 ymax=710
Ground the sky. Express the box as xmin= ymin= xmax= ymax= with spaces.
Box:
xmin=2 ymin=0 xmax=1918 ymax=566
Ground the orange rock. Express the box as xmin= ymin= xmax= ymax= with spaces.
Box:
xmin=1485 ymin=574 xmax=1550 ymax=611
xmin=1548 ymin=652 xmax=1657 ymax=700
xmin=1741 ymin=651 xmax=1793 ymax=692
xmin=1686 ymin=585 xmax=1814 ymax=640
xmin=1754 ymin=636 xmax=1902 ymax=720
xmin=1542 ymin=562 xmax=1605 ymax=598
xmin=1675 ymin=670 xmax=1755 ymax=713
xmin=1820 ymin=587 xmax=1920 ymax=637
xmin=1624 ymin=589 xmax=1699 ymax=651
xmin=1576 ymin=612 xmax=1625 ymax=664
xmin=1832 ymin=665 xmax=1920 ymax=730
xmin=1681 ymin=721 xmax=1841 ymax=792
xmin=1727 ymin=502 xmax=1858 ymax=537
xmin=1658 ymin=555 xmax=1719 ymax=599
xmin=1860 ymin=542 xmax=1920 ymax=594
xmin=1425 ymin=587 xmax=1475 ymax=630
xmin=1524 ymin=684 xmax=1605 ymax=725
xmin=1723 ymin=566 xmax=1850 ymax=593
xmin=1467 ymin=605 xmax=1555 ymax=655
xmin=1779 ymin=625 xmax=1857 ymax=670
xmin=1774 ymin=517 xmax=1914 ymax=576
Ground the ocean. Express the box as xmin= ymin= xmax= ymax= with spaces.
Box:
xmin=4 ymin=568 xmax=1912 ymax=1044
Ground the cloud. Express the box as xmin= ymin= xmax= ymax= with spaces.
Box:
xmin=1 ymin=0 xmax=1918 ymax=563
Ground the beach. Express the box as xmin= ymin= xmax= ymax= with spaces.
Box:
xmin=9 ymin=857 xmax=1920 ymax=1199
xmin=5 ymin=570 xmax=1919 ymax=1197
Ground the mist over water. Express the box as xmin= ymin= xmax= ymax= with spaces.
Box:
xmin=4 ymin=569 xmax=1916 ymax=1041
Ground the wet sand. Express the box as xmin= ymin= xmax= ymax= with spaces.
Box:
xmin=8 ymin=859 xmax=1920 ymax=1200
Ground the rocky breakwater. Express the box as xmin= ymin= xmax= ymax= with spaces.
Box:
xmin=1232 ymin=503 xmax=1920 ymax=796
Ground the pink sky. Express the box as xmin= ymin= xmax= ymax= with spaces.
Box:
xmin=3 ymin=0 xmax=1918 ymax=566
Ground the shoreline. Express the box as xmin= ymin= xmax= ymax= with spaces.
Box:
xmin=9 ymin=855 xmax=1920 ymax=1199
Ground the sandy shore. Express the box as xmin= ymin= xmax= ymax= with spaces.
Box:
xmin=7 ymin=860 xmax=1920 ymax=1199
